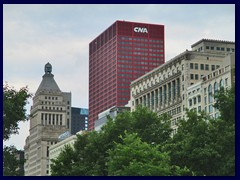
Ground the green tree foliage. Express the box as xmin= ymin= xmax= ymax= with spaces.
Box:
xmin=3 ymin=83 xmax=32 ymax=140
xmin=50 ymin=145 xmax=76 ymax=176
xmin=165 ymin=87 xmax=235 ymax=176
xmin=51 ymin=106 xmax=173 ymax=175
xmin=107 ymin=131 xmax=192 ymax=176
xmin=51 ymin=86 xmax=235 ymax=176
xmin=3 ymin=145 xmax=25 ymax=176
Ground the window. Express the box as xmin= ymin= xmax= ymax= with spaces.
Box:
xmin=204 ymin=88 xmax=207 ymax=95
xmin=227 ymin=48 xmax=230 ymax=51
xmin=206 ymin=46 xmax=209 ymax=49
xmin=195 ymin=74 xmax=199 ymax=80
xmin=231 ymin=48 xmax=235 ymax=52
xmin=200 ymin=64 xmax=204 ymax=70
xmin=198 ymin=106 xmax=201 ymax=112
xmin=211 ymin=46 xmax=214 ymax=50
xmin=220 ymin=79 xmax=224 ymax=88
xmin=216 ymin=47 xmax=220 ymax=50
xmin=221 ymin=47 xmax=225 ymax=51
xmin=193 ymin=97 xmax=197 ymax=105
xmin=190 ymin=63 xmax=194 ymax=69
xmin=209 ymin=105 xmax=213 ymax=113
xmin=216 ymin=65 xmax=220 ymax=69
xmin=182 ymin=75 xmax=184 ymax=81
xmin=225 ymin=78 xmax=228 ymax=86
xmin=198 ymin=95 xmax=201 ymax=103
xmin=208 ymin=84 xmax=213 ymax=103
xmin=195 ymin=63 xmax=198 ymax=70
xmin=211 ymin=65 xmax=215 ymax=71
xmin=214 ymin=82 xmax=218 ymax=95
xmin=190 ymin=74 xmax=194 ymax=80
xmin=205 ymin=64 xmax=209 ymax=71
xmin=189 ymin=99 xmax=192 ymax=107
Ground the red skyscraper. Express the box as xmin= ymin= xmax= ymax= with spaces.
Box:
xmin=89 ymin=20 xmax=165 ymax=130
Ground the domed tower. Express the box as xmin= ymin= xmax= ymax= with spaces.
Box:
xmin=24 ymin=63 xmax=71 ymax=176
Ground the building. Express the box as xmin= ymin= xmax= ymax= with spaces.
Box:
xmin=71 ymin=107 xmax=88 ymax=135
xmin=89 ymin=20 xmax=165 ymax=130
xmin=94 ymin=106 xmax=130 ymax=131
xmin=187 ymin=53 xmax=235 ymax=119
xmin=24 ymin=63 xmax=72 ymax=176
xmin=48 ymin=130 xmax=85 ymax=175
xmin=130 ymin=39 xmax=235 ymax=135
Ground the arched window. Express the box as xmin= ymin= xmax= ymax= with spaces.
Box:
xmin=214 ymin=82 xmax=218 ymax=95
xmin=189 ymin=99 xmax=192 ymax=107
xmin=208 ymin=84 xmax=213 ymax=103
xmin=219 ymin=79 xmax=224 ymax=89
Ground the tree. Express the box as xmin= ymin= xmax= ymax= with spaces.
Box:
xmin=107 ymin=131 xmax=192 ymax=176
xmin=51 ymin=106 xmax=173 ymax=176
xmin=3 ymin=83 xmax=32 ymax=140
xmin=165 ymin=87 xmax=235 ymax=176
xmin=3 ymin=145 xmax=25 ymax=176
xmin=50 ymin=145 xmax=76 ymax=176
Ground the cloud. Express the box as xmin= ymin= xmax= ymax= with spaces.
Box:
xmin=3 ymin=4 xmax=235 ymax=150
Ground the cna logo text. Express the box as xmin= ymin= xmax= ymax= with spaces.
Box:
xmin=134 ymin=27 xmax=148 ymax=33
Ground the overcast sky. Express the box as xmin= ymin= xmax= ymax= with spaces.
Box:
xmin=3 ymin=4 xmax=235 ymax=150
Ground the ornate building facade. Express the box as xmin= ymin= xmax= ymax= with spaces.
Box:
xmin=130 ymin=39 xmax=235 ymax=135
xmin=24 ymin=63 xmax=71 ymax=176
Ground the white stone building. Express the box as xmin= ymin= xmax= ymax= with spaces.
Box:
xmin=130 ymin=39 xmax=235 ymax=135
xmin=24 ymin=63 xmax=72 ymax=176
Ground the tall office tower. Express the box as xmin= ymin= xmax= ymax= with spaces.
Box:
xmin=89 ymin=20 xmax=165 ymax=130
xmin=24 ymin=63 xmax=71 ymax=176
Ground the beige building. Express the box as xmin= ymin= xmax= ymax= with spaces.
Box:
xmin=24 ymin=63 xmax=72 ymax=176
xmin=186 ymin=53 xmax=235 ymax=118
xmin=130 ymin=39 xmax=235 ymax=135
xmin=48 ymin=131 xmax=85 ymax=175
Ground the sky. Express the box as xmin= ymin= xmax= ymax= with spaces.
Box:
xmin=3 ymin=4 xmax=235 ymax=150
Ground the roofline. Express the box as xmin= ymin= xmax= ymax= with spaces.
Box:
xmin=191 ymin=38 xmax=235 ymax=48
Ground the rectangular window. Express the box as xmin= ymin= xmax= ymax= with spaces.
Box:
xmin=193 ymin=97 xmax=197 ymax=105
xmin=190 ymin=63 xmax=194 ymax=69
xmin=190 ymin=74 xmax=194 ymax=80
xmin=225 ymin=78 xmax=228 ymax=86
xmin=189 ymin=99 xmax=192 ymax=107
xmin=200 ymin=64 xmax=204 ymax=70
xmin=216 ymin=47 xmax=220 ymax=50
xmin=216 ymin=65 xmax=220 ymax=69
xmin=204 ymin=96 xmax=207 ymax=105
xmin=211 ymin=46 xmax=214 ymax=50
xmin=205 ymin=64 xmax=209 ymax=71
xmin=211 ymin=65 xmax=215 ymax=71
xmin=204 ymin=88 xmax=207 ymax=95
xmin=227 ymin=48 xmax=230 ymax=51
xmin=195 ymin=63 xmax=198 ymax=70
xmin=198 ymin=96 xmax=201 ymax=103
xmin=198 ymin=106 xmax=201 ymax=112
xmin=206 ymin=46 xmax=209 ymax=49
xmin=221 ymin=47 xmax=225 ymax=51
xmin=195 ymin=74 xmax=199 ymax=80
xmin=49 ymin=114 xmax=51 ymax=125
